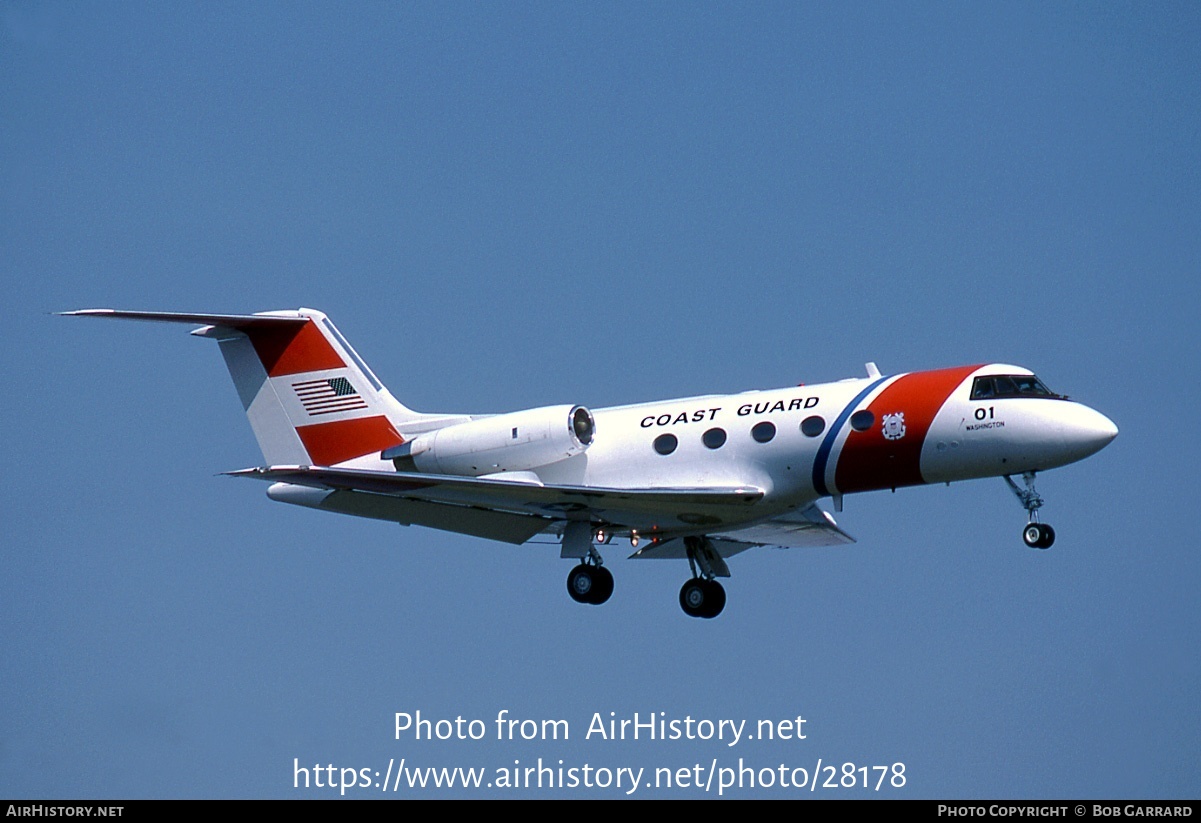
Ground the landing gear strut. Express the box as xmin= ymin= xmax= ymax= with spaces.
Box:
xmin=1005 ymin=472 xmax=1055 ymax=549
xmin=679 ymin=536 xmax=728 ymax=618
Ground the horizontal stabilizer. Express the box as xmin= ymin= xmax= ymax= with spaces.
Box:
xmin=63 ymin=307 xmax=432 ymax=467
xmin=58 ymin=309 xmax=309 ymax=331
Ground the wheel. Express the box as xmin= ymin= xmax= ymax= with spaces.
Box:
xmin=679 ymin=578 xmax=708 ymax=618
xmin=700 ymin=579 xmax=726 ymax=618
xmin=680 ymin=578 xmax=725 ymax=618
xmin=567 ymin=564 xmax=595 ymax=603
xmin=1023 ymin=523 xmax=1055 ymax=550
xmin=589 ymin=566 xmax=614 ymax=605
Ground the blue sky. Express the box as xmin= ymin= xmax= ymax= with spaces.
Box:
xmin=3 ymin=2 xmax=1198 ymax=798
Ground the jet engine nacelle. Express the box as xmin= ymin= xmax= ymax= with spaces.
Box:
xmin=403 ymin=404 xmax=595 ymax=476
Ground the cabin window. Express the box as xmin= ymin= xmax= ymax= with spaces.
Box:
xmin=702 ymin=428 xmax=727 ymax=449
xmin=850 ymin=410 xmax=875 ymax=432
xmin=801 ymin=415 xmax=825 ymax=437
xmin=653 ymin=433 xmax=678 ymax=455
xmin=751 ymin=421 xmax=776 ymax=443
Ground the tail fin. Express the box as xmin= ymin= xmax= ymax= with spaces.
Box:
xmin=64 ymin=308 xmax=422 ymax=466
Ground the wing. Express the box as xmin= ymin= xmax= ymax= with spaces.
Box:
xmin=628 ymin=502 xmax=855 ymax=561
xmin=230 ymin=465 xmax=765 ymax=544
xmin=712 ymin=504 xmax=856 ymax=548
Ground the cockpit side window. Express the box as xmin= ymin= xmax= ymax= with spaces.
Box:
xmin=971 ymin=375 xmax=1061 ymax=400
xmin=972 ymin=377 xmax=996 ymax=399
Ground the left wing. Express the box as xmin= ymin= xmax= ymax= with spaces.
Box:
xmin=712 ymin=504 xmax=855 ymax=548
xmin=628 ymin=502 xmax=856 ymax=561
xmin=231 ymin=465 xmax=765 ymax=541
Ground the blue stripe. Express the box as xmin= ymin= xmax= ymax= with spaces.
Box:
xmin=812 ymin=376 xmax=890 ymax=498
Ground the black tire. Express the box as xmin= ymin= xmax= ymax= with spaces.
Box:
xmin=567 ymin=564 xmax=595 ymax=603
xmin=701 ymin=579 xmax=726 ymax=618
xmin=1036 ymin=524 xmax=1056 ymax=549
xmin=679 ymin=578 xmax=708 ymax=618
xmin=589 ymin=566 xmax=614 ymax=605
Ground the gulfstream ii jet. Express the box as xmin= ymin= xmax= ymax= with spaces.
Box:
xmin=64 ymin=308 xmax=1118 ymax=618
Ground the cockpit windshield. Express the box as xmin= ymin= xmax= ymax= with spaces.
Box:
xmin=970 ymin=375 xmax=1062 ymax=400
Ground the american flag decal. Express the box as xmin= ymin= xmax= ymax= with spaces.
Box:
xmin=293 ymin=377 xmax=369 ymax=416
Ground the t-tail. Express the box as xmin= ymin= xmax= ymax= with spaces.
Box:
xmin=62 ymin=309 xmax=456 ymax=467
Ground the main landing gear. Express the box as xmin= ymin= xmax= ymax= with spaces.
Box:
xmin=1005 ymin=472 xmax=1056 ymax=549
xmin=567 ymin=562 xmax=613 ymax=605
xmin=679 ymin=536 xmax=728 ymax=619
xmin=560 ymin=524 xmax=731 ymax=618
xmin=679 ymin=577 xmax=725 ymax=619
xmin=562 ymin=521 xmax=613 ymax=605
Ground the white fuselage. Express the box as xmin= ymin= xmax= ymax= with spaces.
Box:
xmin=339 ymin=362 xmax=1117 ymax=534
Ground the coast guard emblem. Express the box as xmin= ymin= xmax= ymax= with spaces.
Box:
xmin=881 ymin=412 xmax=906 ymax=441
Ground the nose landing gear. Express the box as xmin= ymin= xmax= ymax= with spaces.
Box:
xmin=1006 ymin=472 xmax=1056 ymax=549
xmin=1022 ymin=522 xmax=1056 ymax=550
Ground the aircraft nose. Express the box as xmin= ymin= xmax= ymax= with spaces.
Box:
xmin=1066 ymin=404 xmax=1118 ymax=459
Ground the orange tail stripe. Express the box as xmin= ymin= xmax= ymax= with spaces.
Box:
xmin=248 ymin=320 xmax=346 ymax=377
xmin=295 ymin=416 xmax=404 ymax=466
